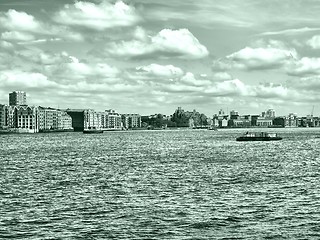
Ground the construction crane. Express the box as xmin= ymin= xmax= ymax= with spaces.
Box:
xmin=309 ymin=106 xmax=315 ymax=127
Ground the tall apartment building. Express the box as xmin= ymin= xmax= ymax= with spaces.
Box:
xmin=122 ymin=114 xmax=141 ymax=129
xmin=9 ymin=91 xmax=27 ymax=106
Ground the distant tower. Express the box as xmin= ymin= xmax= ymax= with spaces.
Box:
xmin=230 ymin=110 xmax=239 ymax=116
xmin=266 ymin=109 xmax=275 ymax=118
xmin=9 ymin=91 xmax=27 ymax=106
xmin=230 ymin=110 xmax=239 ymax=120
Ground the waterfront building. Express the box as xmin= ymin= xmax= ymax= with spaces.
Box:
xmin=256 ymin=117 xmax=273 ymax=127
xmin=213 ymin=115 xmax=228 ymax=128
xmin=297 ymin=115 xmax=318 ymax=127
xmin=121 ymin=114 xmax=142 ymax=129
xmin=285 ymin=113 xmax=298 ymax=127
xmin=39 ymin=107 xmax=73 ymax=131
xmin=231 ymin=118 xmax=251 ymax=128
xmin=221 ymin=118 xmax=228 ymax=127
xmin=66 ymin=109 xmax=85 ymax=131
xmin=313 ymin=117 xmax=320 ymax=127
xmin=61 ymin=111 xmax=73 ymax=130
xmin=0 ymin=104 xmax=7 ymax=128
xmin=9 ymin=91 xmax=27 ymax=106
xmin=213 ymin=112 xmax=229 ymax=128
xmin=4 ymin=105 xmax=39 ymax=133
xmin=67 ymin=109 xmax=100 ymax=131
xmin=84 ymin=109 xmax=100 ymax=130
xmin=39 ymin=107 xmax=55 ymax=130
xmin=297 ymin=116 xmax=313 ymax=127
xmin=304 ymin=114 xmax=320 ymax=127
xmin=96 ymin=112 xmax=105 ymax=129
xmin=104 ymin=109 xmax=122 ymax=130
xmin=15 ymin=106 xmax=39 ymax=132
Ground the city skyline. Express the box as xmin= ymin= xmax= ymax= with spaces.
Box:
xmin=1 ymin=90 xmax=315 ymax=119
xmin=1 ymin=1 xmax=320 ymax=116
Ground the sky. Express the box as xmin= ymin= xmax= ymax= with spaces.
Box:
xmin=1 ymin=0 xmax=320 ymax=116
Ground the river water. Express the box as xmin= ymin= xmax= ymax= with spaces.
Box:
xmin=1 ymin=128 xmax=320 ymax=239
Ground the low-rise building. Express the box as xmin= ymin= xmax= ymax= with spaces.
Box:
xmin=285 ymin=113 xmax=298 ymax=127
xmin=231 ymin=119 xmax=251 ymax=128
xmin=0 ymin=104 xmax=39 ymax=132
xmin=213 ymin=114 xmax=229 ymax=128
xmin=84 ymin=109 xmax=100 ymax=130
xmin=39 ymin=107 xmax=73 ymax=131
xmin=256 ymin=117 xmax=273 ymax=127
xmin=2 ymin=105 xmax=39 ymax=133
xmin=313 ymin=117 xmax=320 ymax=127
xmin=0 ymin=104 xmax=7 ymax=128
xmin=104 ymin=109 xmax=122 ymax=130
xmin=67 ymin=109 xmax=100 ymax=131
xmin=122 ymin=114 xmax=141 ymax=129
xmin=66 ymin=109 xmax=85 ymax=131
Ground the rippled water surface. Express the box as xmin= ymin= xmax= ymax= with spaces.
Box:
xmin=1 ymin=128 xmax=320 ymax=239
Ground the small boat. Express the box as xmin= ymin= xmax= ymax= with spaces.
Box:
xmin=83 ymin=127 xmax=103 ymax=134
xmin=236 ymin=132 xmax=282 ymax=141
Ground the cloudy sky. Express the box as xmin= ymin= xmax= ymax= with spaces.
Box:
xmin=1 ymin=0 xmax=320 ymax=116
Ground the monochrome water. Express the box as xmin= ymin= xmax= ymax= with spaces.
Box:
xmin=1 ymin=128 xmax=320 ymax=239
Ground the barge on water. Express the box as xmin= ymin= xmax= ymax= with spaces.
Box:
xmin=236 ymin=132 xmax=282 ymax=141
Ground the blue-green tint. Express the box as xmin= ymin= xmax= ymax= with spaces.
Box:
xmin=1 ymin=128 xmax=320 ymax=239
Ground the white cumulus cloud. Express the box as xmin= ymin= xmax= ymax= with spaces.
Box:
xmin=306 ymin=35 xmax=320 ymax=49
xmin=53 ymin=0 xmax=141 ymax=30
xmin=0 ymin=70 xmax=56 ymax=88
xmin=254 ymin=83 xmax=290 ymax=99
xmin=226 ymin=47 xmax=296 ymax=70
xmin=136 ymin=64 xmax=184 ymax=78
xmin=0 ymin=10 xmax=43 ymax=33
xmin=105 ymin=28 xmax=209 ymax=59
xmin=287 ymin=57 xmax=320 ymax=76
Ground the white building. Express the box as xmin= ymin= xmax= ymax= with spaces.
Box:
xmin=256 ymin=117 xmax=273 ymax=127
xmin=104 ymin=109 xmax=122 ymax=130
xmin=122 ymin=114 xmax=142 ymax=129
xmin=39 ymin=107 xmax=73 ymax=131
